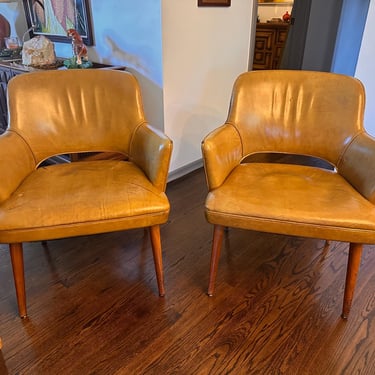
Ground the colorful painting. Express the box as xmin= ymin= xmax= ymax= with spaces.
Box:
xmin=22 ymin=0 xmax=93 ymax=45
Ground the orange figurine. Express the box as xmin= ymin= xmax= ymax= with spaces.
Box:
xmin=282 ymin=11 xmax=291 ymax=23
xmin=67 ymin=29 xmax=88 ymax=65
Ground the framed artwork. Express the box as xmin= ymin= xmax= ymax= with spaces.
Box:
xmin=22 ymin=0 xmax=94 ymax=46
xmin=198 ymin=0 xmax=231 ymax=7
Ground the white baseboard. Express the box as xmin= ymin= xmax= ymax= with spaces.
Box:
xmin=168 ymin=159 xmax=203 ymax=182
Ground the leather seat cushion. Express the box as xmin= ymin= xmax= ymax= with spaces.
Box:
xmin=0 ymin=160 xmax=169 ymax=241
xmin=205 ymin=163 xmax=375 ymax=243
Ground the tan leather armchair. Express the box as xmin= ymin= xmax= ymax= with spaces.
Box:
xmin=202 ymin=70 xmax=375 ymax=319
xmin=0 ymin=69 xmax=172 ymax=318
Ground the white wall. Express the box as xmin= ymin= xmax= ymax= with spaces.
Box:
xmin=162 ymin=0 xmax=253 ymax=174
xmin=355 ymin=1 xmax=375 ymax=137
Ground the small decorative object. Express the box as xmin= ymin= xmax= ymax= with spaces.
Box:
xmin=67 ymin=28 xmax=88 ymax=65
xmin=22 ymin=35 xmax=57 ymax=67
xmin=4 ymin=36 xmax=20 ymax=50
xmin=0 ymin=37 xmax=22 ymax=61
xmin=63 ymin=56 xmax=92 ymax=69
xmin=282 ymin=11 xmax=291 ymax=23
xmin=0 ymin=46 xmax=22 ymax=60
xmin=64 ymin=28 xmax=92 ymax=69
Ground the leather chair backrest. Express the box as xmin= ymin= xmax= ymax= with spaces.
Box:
xmin=227 ymin=70 xmax=366 ymax=166
xmin=7 ymin=69 xmax=145 ymax=164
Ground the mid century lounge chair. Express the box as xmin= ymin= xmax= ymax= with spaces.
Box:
xmin=202 ymin=70 xmax=375 ymax=318
xmin=0 ymin=69 xmax=172 ymax=318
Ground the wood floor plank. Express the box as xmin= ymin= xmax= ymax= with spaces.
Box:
xmin=0 ymin=168 xmax=375 ymax=374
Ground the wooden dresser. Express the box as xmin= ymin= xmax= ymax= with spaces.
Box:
xmin=0 ymin=61 xmax=22 ymax=132
xmin=253 ymin=22 xmax=289 ymax=70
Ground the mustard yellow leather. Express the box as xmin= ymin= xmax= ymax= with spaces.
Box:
xmin=205 ymin=163 xmax=375 ymax=243
xmin=0 ymin=69 xmax=172 ymax=244
xmin=130 ymin=123 xmax=172 ymax=191
xmin=0 ymin=131 xmax=35 ymax=202
xmin=338 ymin=132 xmax=375 ymax=203
xmin=201 ymin=124 xmax=242 ymax=190
xmin=7 ymin=70 xmax=148 ymax=165
xmin=202 ymin=70 xmax=375 ymax=244
xmin=225 ymin=70 xmax=365 ymax=165
xmin=0 ymin=160 xmax=169 ymax=242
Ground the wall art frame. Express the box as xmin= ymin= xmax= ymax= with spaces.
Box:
xmin=198 ymin=0 xmax=231 ymax=7
xmin=22 ymin=0 xmax=94 ymax=46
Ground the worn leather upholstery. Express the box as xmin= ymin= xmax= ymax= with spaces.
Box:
xmin=202 ymin=70 xmax=375 ymax=318
xmin=0 ymin=69 xmax=172 ymax=317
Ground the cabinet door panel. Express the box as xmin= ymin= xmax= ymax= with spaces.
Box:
xmin=253 ymin=24 xmax=289 ymax=70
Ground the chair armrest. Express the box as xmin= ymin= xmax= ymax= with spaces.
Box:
xmin=0 ymin=131 xmax=35 ymax=202
xmin=339 ymin=132 xmax=375 ymax=203
xmin=201 ymin=124 xmax=243 ymax=190
xmin=130 ymin=123 xmax=173 ymax=191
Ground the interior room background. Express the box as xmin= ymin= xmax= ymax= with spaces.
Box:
xmin=0 ymin=0 xmax=374 ymax=179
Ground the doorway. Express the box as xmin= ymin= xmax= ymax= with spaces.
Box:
xmin=251 ymin=0 xmax=371 ymax=75
xmin=251 ymin=1 xmax=296 ymax=70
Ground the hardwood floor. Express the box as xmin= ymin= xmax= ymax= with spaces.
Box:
xmin=1 ymin=167 xmax=375 ymax=374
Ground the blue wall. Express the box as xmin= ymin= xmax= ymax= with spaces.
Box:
xmin=53 ymin=0 xmax=163 ymax=88
xmin=332 ymin=0 xmax=370 ymax=75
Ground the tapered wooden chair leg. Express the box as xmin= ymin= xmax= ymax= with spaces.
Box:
xmin=9 ymin=243 xmax=27 ymax=318
xmin=149 ymin=225 xmax=165 ymax=297
xmin=342 ymin=243 xmax=363 ymax=319
xmin=208 ymin=225 xmax=225 ymax=296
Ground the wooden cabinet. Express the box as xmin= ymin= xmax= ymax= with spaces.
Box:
xmin=0 ymin=62 xmax=23 ymax=132
xmin=253 ymin=23 xmax=289 ymax=70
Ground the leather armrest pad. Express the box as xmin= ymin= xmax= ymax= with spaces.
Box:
xmin=130 ymin=123 xmax=173 ymax=191
xmin=201 ymin=124 xmax=242 ymax=190
xmin=0 ymin=131 xmax=35 ymax=202
xmin=339 ymin=132 xmax=375 ymax=203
